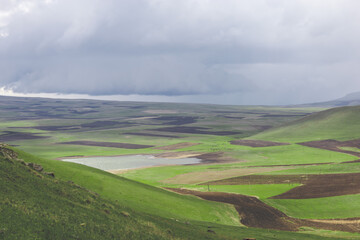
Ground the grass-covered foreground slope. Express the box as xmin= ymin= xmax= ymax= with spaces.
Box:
xmin=1 ymin=145 xmax=342 ymax=240
xmin=0 ymin=146 xmax=210 ymax=240
xmin=12 ymin=148 xmax=239 ymax=226
xmin=250 ymin=105 xmax=360 ymax=142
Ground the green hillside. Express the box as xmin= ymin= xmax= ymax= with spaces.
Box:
xmin=250 ymin=106 xmax=360 ymax=142
xmin=11 ymin=148 xmax=239 ymax=226
xmin=1 ymin=145 xmax=341 ymax=240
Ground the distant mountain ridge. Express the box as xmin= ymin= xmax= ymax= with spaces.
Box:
xmin=297 ymin=92 xmax=360 ymax=107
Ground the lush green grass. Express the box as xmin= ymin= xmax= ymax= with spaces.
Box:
xmin=339 ymin=147 xmax=360 ymax=153
xmin=266 ymin=194 xmax=360 ymax=219
xmin=121 ymin=144 xmax=356 ymax=186
xmin=251 ymin=106 xmax=360 ymax=142
xmin=0 ymin=150 xmax=224 ymax=240
xmin=14 ymin=148 xmax=240 ymax=226
xmin=229 ymin=144 xmax=356 ymax=166
xmin=2 ymin=146 xmax=345 ymax=240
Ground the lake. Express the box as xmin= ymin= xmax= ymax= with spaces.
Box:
xmin=63 ymin=155 xmax=201 ymax=171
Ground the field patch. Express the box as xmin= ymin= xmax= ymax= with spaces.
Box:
xmin=162 ymin=166 xmax=292 ymax=184
xmin=205 ymin=173 xmax=360 ymax=199
xmin=298 ymin=139 xmax=360 ymax=157
xmin=230 ymin=139 xmax=289 ymax=147
xmin=125 ymin=132 xmax=182 ymax=138
xmin=271 ymin=173 xmax=360 ymax=199
xmin=166 ymin=188 xmax=299 ymax=231
xmin=60 ymin=141 xmax=153 ymax=149
xmin=153 ymin=126 xmax=241 ymax=136
xmin=152 ymin=116 xmax=198 ymax=125
xmin=0 ymin=131 xmax=49 ymax=141
xmin=167 ymin=188 xmax=360 ymax=233
xmin=155 ymin=142 xmax=200 ymax=150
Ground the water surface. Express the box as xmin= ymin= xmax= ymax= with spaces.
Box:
xmin=63 ymin=155 xmax=200 ymax=170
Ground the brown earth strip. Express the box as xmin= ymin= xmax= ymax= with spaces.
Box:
xmin=271 ymin=173 xmax=360 ymax=199
xmin=60 ymin=141 xmax=153 ymax=149
xmin=195 ymin=152 xmax=237 ymax=164
xmin=247 ymin=162 xmax=333 ymax=168
xmin=151 ymin=116 xmax=198 ymax=125
xmin=298 ymin=139 xmax=360 ymax=157
xmin=165 ymin=188 xmax=299 ymax=231
xmin=203 ymin=174 xmax=308 ymax=185
xmin=204 ymin=173 xmax=360 ymax=199
xmin=155 ymin=142 xmax=200 ymax=150
xmin=0 ymin=131 xmax=50 ymax=142
xmin=153 ymin=126 xmax=241 ymax=136
xmin=230 ymin=139 xmax=289 ymax=147
xmin=162 ymin=167 xmax=292 ymax=184
xmin=166 ymin=188 xmax=360 ymax=233
xmin=125 ymin=132 xmax=182 ymax=138
xmin=154 ymin=151 xmax=237 ymax=164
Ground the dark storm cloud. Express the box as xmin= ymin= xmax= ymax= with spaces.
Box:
xmin=1 ymin=0 xmax=360 ymax=104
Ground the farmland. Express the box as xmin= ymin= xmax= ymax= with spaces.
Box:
xmin=1 ymin=95 xmax=360 ymax=239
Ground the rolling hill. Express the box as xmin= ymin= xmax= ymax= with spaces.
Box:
xmin=250 ymin=105 xmax=360 ymax=142
xmin=1 ymin=144 xmax=339 ymax=240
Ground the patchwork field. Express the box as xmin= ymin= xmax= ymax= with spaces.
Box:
xmin=2 ymin=95 xmax=360 ymax=239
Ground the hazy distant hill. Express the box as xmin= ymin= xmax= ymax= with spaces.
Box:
xmin=298 ymin=92 xmax=360 ymax=107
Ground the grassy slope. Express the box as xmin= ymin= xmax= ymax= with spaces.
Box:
xmin=250 ymin=106 xmax=360 ymax=142
xmin=13 ymin=148 xmax=240 ymax=226
xmin=0 ymin=153 xmax=213 ymax=240
xmin=1 ymin=147 xmax=341 ymax=240
xmin=266 ymin=194 xmax=360 ymax=219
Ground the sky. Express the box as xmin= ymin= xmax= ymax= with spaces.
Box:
xmin=1 ymin=0 xmax=360 ymax=105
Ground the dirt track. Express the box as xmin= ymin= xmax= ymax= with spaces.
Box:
xmin=298 ymin=139 xmax=360 ymax=157
xmin=60 ymin=141 xmax=153 ymax=149
xmin=166 ymin=188 xmax=360 ymax=233
xmin=204 ymin=173 xmax=360 ymax=199
xmin=230 ymin=140 xmax=289 ymax=147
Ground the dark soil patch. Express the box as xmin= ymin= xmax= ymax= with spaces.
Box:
xmin=153 ymin=126 xmax=240 ymax=136
xmin=298 ymin=139 xmax=360 ymax=157
xmin=152 ymin=116 xmax=198 ymax=125
xmin=33 ymin=126 xmax=80 ymax=131
xmin=230 ymin=140 xmax=289 ymax=147
xmin=206 ymin=172 xmax=360 ymax=199
xmin=203 ymin=174 xmax=308 ymax=185
xmin=0 ymin=131 xmax=50 ymax=142
xmin=124 ymin=132 xmax=182 ymax=138
xmin=195 ymin=152 xmax=237 ymax=164
xmin=221 ymin=116 xmax=245 ymax=119
xmin=33 ymin=111 xmax=65 ymax=118
xmin=247 ymin=162 xmax=333 ymax=168
xmin=166 ymin=188 xmax=299 ymax=231
xmin=155 ymin=142 xmax=200 ymax=150
xmin=271 ymin=173 xmax=360 ymax=199
xmin=166 ymin=188 xmax=360 ymax=233
xmin=80 ymin=121 xmax=134 ymax=128
xmin=69 ymin=110 xmax=98 ymax=114
xmin=261 ymin=114 xmax=309 ymax=117
xmin=60 ymin=141 xmax=153 ymax=149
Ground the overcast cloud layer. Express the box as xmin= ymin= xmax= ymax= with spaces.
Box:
xmin=1 ymin=0 xmax=360 ymax=105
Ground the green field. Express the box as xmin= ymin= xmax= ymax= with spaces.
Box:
xmin=2 ymin=96 xmax=360 ymax=239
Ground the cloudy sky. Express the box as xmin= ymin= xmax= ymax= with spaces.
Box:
xmin=1 ymin=0 xmax=360 ymax=105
